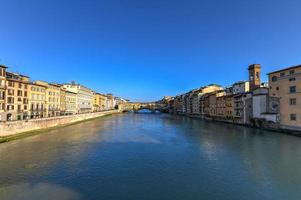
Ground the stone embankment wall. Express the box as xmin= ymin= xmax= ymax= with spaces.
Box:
xmin=0 ymin=110 xmax=120 ymax=137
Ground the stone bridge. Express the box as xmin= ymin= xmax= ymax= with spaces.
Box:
xmin=118 ymin=102 xmax=167 ymax=113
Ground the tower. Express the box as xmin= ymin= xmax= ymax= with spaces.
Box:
xmin=248 ymin=64 xmax=261 ymax=91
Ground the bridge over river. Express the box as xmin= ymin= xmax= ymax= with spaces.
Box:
xmin=118 ymin=102 xmax=168 ymax=113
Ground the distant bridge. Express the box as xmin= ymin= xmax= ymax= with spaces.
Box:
xmin=118 ymin=102 xmax=168 ymax=113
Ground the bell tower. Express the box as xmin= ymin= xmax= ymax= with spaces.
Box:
xmin=248 ymin=64 xmax=261 ymax=91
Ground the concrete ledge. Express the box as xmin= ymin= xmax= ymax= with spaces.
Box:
xmin=0 ymin=110 xmax=120 ymax=137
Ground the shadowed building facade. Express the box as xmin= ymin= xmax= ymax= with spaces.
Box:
xmin=0 ymin=65 xmax=7 ymax=121
xmin=268 ymin=65 xmax=301 ymax=130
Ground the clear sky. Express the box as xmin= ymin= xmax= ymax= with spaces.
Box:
xmin=0 ymin=0 xmax=300 ymax=101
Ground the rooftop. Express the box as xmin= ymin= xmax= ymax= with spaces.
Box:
xmin=267 ymin=64 xmax=301 ymax=75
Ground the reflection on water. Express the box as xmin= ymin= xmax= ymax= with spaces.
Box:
xmin=0 ymin=182 xmax=81 ymax=200
xmin=0 ymin=113 xmax=301 ymax=200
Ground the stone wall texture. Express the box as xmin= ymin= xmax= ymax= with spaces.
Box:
xmin=0 ymin=110 xmax=120 ymax=137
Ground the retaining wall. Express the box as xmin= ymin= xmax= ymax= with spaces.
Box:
xmin=0 ymin=110 xmax=120 ymax=137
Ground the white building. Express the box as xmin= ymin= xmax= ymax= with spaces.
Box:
xmin=232 ymin=81 xmax=249 ymax=95
xmin=62 ymin=83 xmax=94 ymax=113
xmin=252 ymin=87 xmax=280 ymax=123
xmin=65 ymin=90 xmax=77 ymax=115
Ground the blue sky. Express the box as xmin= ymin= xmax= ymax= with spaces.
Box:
xmin=0 ymin=0 xmax=300 ymax=101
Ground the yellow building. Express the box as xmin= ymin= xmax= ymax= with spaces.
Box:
xmin=93 ymin=93 xmax=101 ymax=112
xmin=60 ymin=87 xmax=66 ymax=115
xmin=47 ymin=83 xmax=61 ymax=117
xmin=195 ymin=84 xmax=224 ymax=116
xmin=99 ymin=93 xmax=107 ymax=111
xmin=5 ymin=72 xmax=30 ymax=121
xmin=93 ymin=93 xmax=109 ymax=111
xmin=0 ymin=65 xmax=7 ymax=121
xmin=268 ymin=64 xmax=301 ymax=130
xmin=36 ymin=81 xmax=61 ymax=117
xmin=28 ymin=82 xmax=47 ymax=118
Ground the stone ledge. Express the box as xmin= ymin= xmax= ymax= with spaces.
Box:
xmin=0 ymin=110 xmax=120 ymax=137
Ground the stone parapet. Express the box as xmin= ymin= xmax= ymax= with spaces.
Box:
xmin=0 ymin=110 xmax=119 ymax=137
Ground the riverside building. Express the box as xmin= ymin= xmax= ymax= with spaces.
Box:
xmin=0 ymin=65 xmax=7 ymax=121
xmin=5 ymin=72 xmax=30 ymax=121
xmin=28 ymin=82 xmax=47 ymax=118
xmin=65 ymin=90 xmax=77 ymax=115
xmin=268 ymin=64 xmax=301 ymax=130
xmin=63 ymin=82 xmax=94 ymax=113
xmin=93 ymin=92 xmax=102 ymax=112
xmin=34 ymin=81 xmax=61 ymax=117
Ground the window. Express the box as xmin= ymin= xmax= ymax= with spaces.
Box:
xmin=290 ymin=70 xmax=295 ymax=75
xmin=7 ymin=105 xmax=14 ymax=110
xmin=290 ymin=86 xmax=296 ymax=93
xmin=290 ymin=98 xmax=297 ymax=105
xmin=7 ymin=97 xmax=14 ymax=103
xmin=290 ymin=114 xmax=297 ymax=121
xmin=276 ymin=87 xmax=279 ymax=91
xmin=0 ymin=103 xmax=4 ymax=110
xmin=8 ymin=89 xmax=14 ymax=95
xmin=0 ymin=80 xmax=4 ymax=87
xmin=289 ymin=77 xmax=296 ymax=81
xmin=256 ymin=72 xmax=259 ymax=79
xmin=280 ymin=72 xmax=285 ymax=77
xmin=0 ymin=91 xmax=4 ymax=100
xmin=8 ymin=81 xmax=14 ymax=87
xmin=18 ymin=83 xmax=22 ymax=88
xmin=272 ymin=76 xmax=277 ymax=82
xmin=17 ymin=90 xmax=22 ymax=96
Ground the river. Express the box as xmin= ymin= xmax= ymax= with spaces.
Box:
xmin=0 ymin=112 xmax=301 ymax=200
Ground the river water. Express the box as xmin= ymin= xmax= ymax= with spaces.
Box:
xmin=0 ymin=112 xmax=301 ymax=200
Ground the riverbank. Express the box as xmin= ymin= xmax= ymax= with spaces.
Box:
xmin=178 ymin=113 xmax=300 ymax=136
xmin=0 ymin=110 xmax=121 ymax=143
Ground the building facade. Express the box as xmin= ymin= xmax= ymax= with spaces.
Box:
xmin=252 ymin=87 xmax=280 ymax=123
xmin=28 ymin=82 xmax=47 ymax=118
xmin=93 ymin=93 xmax=102 ymax=112
xmin=268 ymin=65 xmax=301 ymax=130
xmin=106 ymin=93 xmax=115 ymax=110
xmin=5 ymin=72 xmax=30 ymax=121
xmin=0 ymin=65 xmax=7 ymax=121
xmin=63 ymin=83 xmax=94 ymax=113
xmin=47 ymin=83 xmax=61 ymax=117
xmin=65 ymin=90 xmax=77 ymax=115
xmin=232 ymin=81 xmax=249 ymax=94
xmin=60 ymin=87 xmax=66 ymax=115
